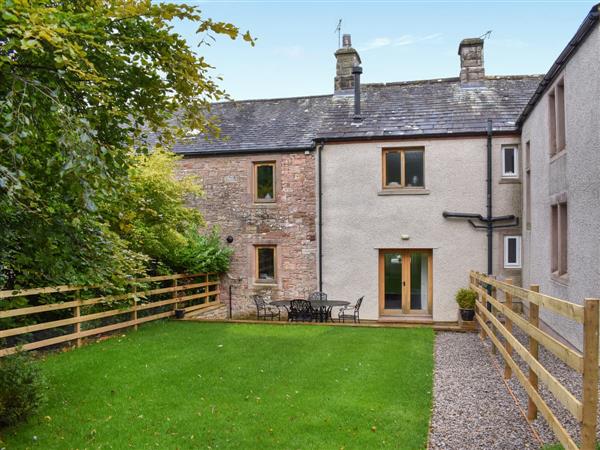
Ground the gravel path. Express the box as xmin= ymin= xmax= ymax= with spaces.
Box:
xmin=482 ymin=324 xmax=600 ymax=447
xmin=429 ymin=332 xmax=540 ymax=450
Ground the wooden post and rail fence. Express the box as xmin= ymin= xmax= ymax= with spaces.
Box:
xmin=470 ymin=270 xmax=599 ymax=450
xmin=0 ymin=272 xmax=220 ymax=358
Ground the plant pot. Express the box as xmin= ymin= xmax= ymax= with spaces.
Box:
xmin=459 ymin=308 xmax=475 ymax=321
xmin=174 ymin=309 xmax=186 ymax=319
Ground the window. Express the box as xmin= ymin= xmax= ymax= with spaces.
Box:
xmin=382 ymin=148 xmax=424 ymax=188
xmin=253 ymin=162 xmax=275 ymax=202
xmin=255 ymin=246 xmax=276 ymax=283
xmin=551 ymin=202 xmax=568 ymax=276
xmin=525 ymin=142 xmax=531 ymax=229
xmin=504 ymin=236 xmax=522 ymax=268
xmin=548 ymin=79 xmax=566 ymax=156
xmin=502 ymin=146 xmax=519 ymax=178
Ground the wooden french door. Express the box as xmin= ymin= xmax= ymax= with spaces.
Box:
xmin=378 ymin=250 xmax=432 ymax=316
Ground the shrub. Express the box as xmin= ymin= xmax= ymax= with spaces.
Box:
xmin=455 ymin=288 xmax=477 ymax=310
xmin=0 ymin=352 xmax=47 ymax=427
xmin=170 ymin=227 xmax=233 ymax=274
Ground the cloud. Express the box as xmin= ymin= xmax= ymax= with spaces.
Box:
xmin=273 ymin=45 xmax=306 ymax=59
xmin=359 ymin=33 xmax=442 ymax=52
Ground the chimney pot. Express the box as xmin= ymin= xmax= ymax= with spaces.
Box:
xmin=342 ymin=34 xmax=352 ymax=48
xmin=458 ymin=38 xmax=485 ymax=84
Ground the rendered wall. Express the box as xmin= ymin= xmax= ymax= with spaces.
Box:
xmin=521 ymin=24 xmax=600 ymax=350
xmin=320 ymin=136 xmax=522 ymax=322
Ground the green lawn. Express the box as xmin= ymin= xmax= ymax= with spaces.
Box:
xmin=1 ymin=321 xmax=434 ymax=449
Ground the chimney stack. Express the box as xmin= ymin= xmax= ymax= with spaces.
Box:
xmin=458 ymin=38 xmax=485 ymax=84
xmin=334 ymin=34 xmax=361 ymax=91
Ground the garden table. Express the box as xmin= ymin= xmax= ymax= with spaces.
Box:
xmin=270 ymin=299 xmax=350 ymax=323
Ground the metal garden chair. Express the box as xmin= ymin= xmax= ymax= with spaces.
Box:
xmin=252 ymin=295 xmax=281 ymax=321
xmin=338 ymin=296 xmax=364 ymax=323
xmin=288 ymin=299 xmax=313 ymax=322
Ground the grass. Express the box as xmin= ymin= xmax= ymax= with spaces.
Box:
xmin=0 ymin=321 xmax=434 ymax=449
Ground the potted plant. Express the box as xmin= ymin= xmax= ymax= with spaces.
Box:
xmin=455 ymin=288 xmax=477 ymax=321
xmin=174 ymin=308 xmax=186 ymax=319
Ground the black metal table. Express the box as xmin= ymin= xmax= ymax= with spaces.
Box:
xmin=270 ymin=300 xmax=350 ymax=323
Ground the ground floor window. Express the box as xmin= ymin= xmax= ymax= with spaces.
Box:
xmin=503 ymin=236 xmax=521 ymax=268
xmin=255 ymin=245 xmax=276 ymax=283
xmin=551 ymin=202 xmax=568 ymax=276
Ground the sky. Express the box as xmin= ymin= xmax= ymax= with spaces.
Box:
xmin=172 ymin=1 xmax=596 ymax=100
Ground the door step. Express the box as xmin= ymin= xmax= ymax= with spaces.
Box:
xmin=378 ymin=315 xmax=433 ymax=324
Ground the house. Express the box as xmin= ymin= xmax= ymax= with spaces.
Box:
xmin=518 ymin=4 xmax=600 ymax=350
xmin=175 ymin=4 xmax=599 ymax=343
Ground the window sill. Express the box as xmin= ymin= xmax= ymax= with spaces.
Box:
xmin=551 ymin=272 xmax=569 ymax=286
xmin=378 ymin=188 xmax=430 ymax=196
xmin=253 ymin=282 xmax=278 ymax=288
xmin=550 ymin=149 xmax=567 ymax=163
xmin=499 ymin=178 xmax=521 ymax=184
xmin=252 ymin=202 xmax=278 ymax=208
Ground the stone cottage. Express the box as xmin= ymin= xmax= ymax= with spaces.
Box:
xmin=174 ymin=4 xmax=599 ymax=345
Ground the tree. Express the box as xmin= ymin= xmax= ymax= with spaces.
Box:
xmin=0 ymin=0 xmax=251 ymax=288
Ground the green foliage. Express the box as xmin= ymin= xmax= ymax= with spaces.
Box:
xmin=0 ymin=352 xmax=48 ymax=427
xmin=455 ymin=288 xmax=477 ymax=309
xmin=0 ymin=0 xmax=250 ymax=287
xmin=170 ymin=227 xmax=233 ymax=274
xmin=104 ymin=149 xmax=232 ymax=274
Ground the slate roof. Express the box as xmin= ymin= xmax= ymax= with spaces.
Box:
xmin=172 ymin=95 xmax=331 ymax=155
xmin=173 ymin=75 xmax=543 ymax=155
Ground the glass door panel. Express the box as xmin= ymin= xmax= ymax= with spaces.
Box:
xmin=383 ymin=253 xmax=403 ymax=310
xmin=410 ymin=252 xmax=429 ymax=311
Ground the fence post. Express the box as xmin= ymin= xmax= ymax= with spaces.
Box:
xmin=581 ymin=298 xmax=600 ymax=450
xmin=504 ymin=279 xmax=513 ymax=380
xmin=132 ymin=285 xmax=138 ymax=331
xmin=173 ymin=278 xmax=179 ymax=312
xmin=527 ymin=284 xmax=540 ymax=421
xmin=74 ymin=289 xmax=82 ymax=348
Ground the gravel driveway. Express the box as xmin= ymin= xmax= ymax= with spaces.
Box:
xmin=429 ymin=332 xmax=540 ymax=449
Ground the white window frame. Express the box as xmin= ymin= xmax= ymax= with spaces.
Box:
xmin=501 ymin=146 xmax=519 ymax=178
xmin=504 ymin=235 xmax=522 ymax=268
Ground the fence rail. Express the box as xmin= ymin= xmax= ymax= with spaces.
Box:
xmin=470 ymin=271 xmax=599 ymax=450
xmin=0 ymin=272 xmax=220 ymax=357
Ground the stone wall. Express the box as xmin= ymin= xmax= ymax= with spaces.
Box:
xmin=177 ymin=151 xmax=317 ymax=319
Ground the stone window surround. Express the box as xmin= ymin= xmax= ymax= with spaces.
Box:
xmin=249 ymin=155 xmax=282 ymax=206
xmin=547 ymin=76 xmax=567 ymax=157
xmin=550 ymin=192 xmax=569 ymax=285
xmin=249 ymin=241 xmax=282 ymax=288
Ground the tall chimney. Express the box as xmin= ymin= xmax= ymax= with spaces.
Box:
xmin=458 ymin=38 xmax=485 ymax=84
xmin=352 ymin=65 xmax=362 ymax=119
xmin=334 ymin=34 xmax=361 ymax=91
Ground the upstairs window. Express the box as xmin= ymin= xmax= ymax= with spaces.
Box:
xmin=255 ymin=246 xmax=276 ymax=283
xmin=383 ymin=148 xmax=424 ymax=189
xmin=502 ymin=146 xmax=519 ymax=178
xmin=548 ymin=79 xmax=566 ymax=156
xmin=254 ymin=162 xmax=275 ymax=202
xmin=504 ymin=236 xmax=521 ymax=268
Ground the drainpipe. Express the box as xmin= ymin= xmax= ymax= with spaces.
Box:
xmin=317 ymin=141 xmax=324 ymax=292
xmin=486 ymin=119 xmax=493 ymax=276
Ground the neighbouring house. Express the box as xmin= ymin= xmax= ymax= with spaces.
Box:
xmin=518 ymin=5 xmax=600 ymax=350
xmin=174 ymin=4 xmax=599 ymax=344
